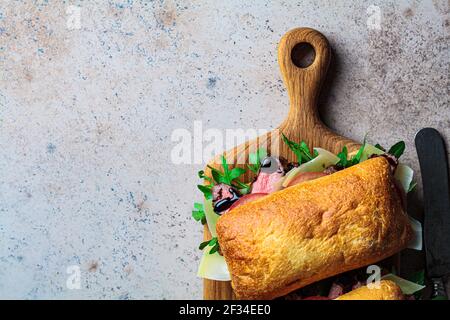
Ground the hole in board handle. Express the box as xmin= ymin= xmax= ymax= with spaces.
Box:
xmin=291 ymin=42 xmax=316 ymax=69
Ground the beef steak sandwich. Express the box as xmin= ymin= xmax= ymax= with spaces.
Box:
xmin=193 ymin=138 xmax=423 ymax=300
xmin=216 ymin=157 xmax=412 ymax=299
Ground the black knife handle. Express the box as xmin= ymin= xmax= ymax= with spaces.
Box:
xmin=431 ymin=278 xmax=447 ymax=298
xmin=415 ymin=128 xmax=450 ymax=279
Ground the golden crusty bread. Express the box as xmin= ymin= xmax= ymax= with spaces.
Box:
xmin=336 ymin=280 xmax=404 ymax=300
xmin=216 ymin=157 xmax=412 ymax=300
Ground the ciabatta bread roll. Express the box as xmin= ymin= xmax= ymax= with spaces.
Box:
xmin=216 ymin=157 xmax=412 ymax=300
xmin=336 ymin=280 xmax=404 ymax=300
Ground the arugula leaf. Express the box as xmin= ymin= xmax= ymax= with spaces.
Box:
xmin=208 ymin=170 xmax=249 ymax=194
xmin=209 ymin=237 xmax=218 ymax=246
xmin=247 ymin=148 xmax=267 ymax=174
xmin=198 ymin=240 xmax=211 ymax=250
xmin=192 ymin=202 xmax=206 ymax=225
xmin=336 ymin=146 xmax=348 ymax=167
xmin=198 ymin=237 xmax=221 ymax=255
xmin=207 ymin=155 xmax=246 ymax=186
xmin=209 ymin=243 xmax=220 ymax=255
xmin=208 ymin=166 xmax=226 ymax=184
xmin=282 ymin=134 xmax=302 ymax=163
xmin=197 ymin=185 xmax=212 ymax=200
xmin=201 ymin=156 xmax=248 ymax=200
xmin=350 ymin=141 xmax=366 ymax=166
xmin=221 ymin=156 xmax=231 ymax=184
xmin=282 ymin=134 xmax=315 ymax=164
xmin=388 ymin=141 xmax=406 ymax=159
xmin=313 ymin=149 xmax=319 ymax=158
xmin=229 ymin=167 xmax=246 ymax=181
xmin=300 ymin=141 xmax=314 ymax=160
xmin=194 ymin=203 xmax=203 ymax=210
xmin=198 ymin=170 xmax=214 ymax=185
xmin=336 ymin=137 xmax=367 ymax=168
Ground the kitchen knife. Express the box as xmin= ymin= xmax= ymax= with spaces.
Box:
xmin=415 ymin=128 xmax=450 ymax=299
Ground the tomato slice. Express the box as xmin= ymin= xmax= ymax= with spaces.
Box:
xmin=228 ymin=193 xmax=268 ymax=212
xmin=286 ymin=172 xmax=327 ymax=188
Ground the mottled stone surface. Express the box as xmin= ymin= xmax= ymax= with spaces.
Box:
xmin=0 ymin=1 xmax=448 ymax=299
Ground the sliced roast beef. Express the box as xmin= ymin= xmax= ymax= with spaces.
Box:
xmin=251 ymin=172 xmax=285 ymax=194
xmin=251 ymin=157 xmax=286 ymax=194
xmin=212 ymin=183 xmax=240 ymax=214
xmin=328 ymin=282 xmax=345 ymax=299
xmin=323 ymin=165 xmax=343 ymax=175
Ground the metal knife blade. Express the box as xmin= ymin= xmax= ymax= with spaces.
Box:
xmin=415 ymin=128 xmax=450 ymax=296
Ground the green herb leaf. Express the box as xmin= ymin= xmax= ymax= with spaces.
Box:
xmin=207 ymin=157 xmax=247 ymax=186
xmin=229 ymin=167 xmax=246 ymax=181
xmin=198 ymin=170 xmax=214 ymax=185
xmin=208 ymin=237 xmax=218 ymax=246
xmin=374 ymin=144 xmax=386 ymax=152
xmin=247 ymin=164 xmax=259 ymax=174
xmin=336 ymin=136 xmax=367 ymax=168
xmin=197 ymin=185 xmax=212 ymax=200
xmin=258 ymin=148 xmax=268 ymax=160
xmin=388 ymin=141 xmax=406 ymax=159
xmin=350 ymin=138 xmax=367 ymax=166
xmin=336 ymin=146 xmax=348 ymax=167
xmin=192 ymin=209 xmax=204 ymax=221
xmin=209 ymin=243 xmax=220 ymax=255
xmin=207 ymin=166 xmax=225 ymax=184
xmin=247 ymin=148 xmax=267 ymax=174
xmin=249 ymin=153 xmax=258 ymax=165
xmin=282 ymin=134 xmax=302 ymax=163
xmin=313 ymin=149 xmax=319 ymax=158
xmin=249 ymin=148 xmax=267 ymax=164
xmin=198 ymin=237 xmax=221 ymax=255
xmin=300 ymin=141 xmax=314 ymax=160
xmin=192 ymin=210 xmax=205 ymax=221
xmin=221 ymin=156 xmax=231 ymax=184
xmin=192 ymin=202 xmax=206 ymax=224
xmin=282 ymin=134 xmax=315 ymax=164
xmin=199 ymin=240 xmax=210 ymax=250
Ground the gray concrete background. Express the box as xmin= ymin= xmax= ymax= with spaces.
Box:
xmin=0 ymin=1 xmax=448 ymax=299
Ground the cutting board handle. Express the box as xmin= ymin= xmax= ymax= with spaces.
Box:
xmin=204 ymin=28 xmax=360 ymax=301
xmin=278 ymin=27 xmax=331 ymax=128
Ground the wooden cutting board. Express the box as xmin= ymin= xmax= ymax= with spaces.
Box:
xmin=203 ymin=27 xmax=362 ymax=300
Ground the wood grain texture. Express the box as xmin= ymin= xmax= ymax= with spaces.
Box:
xmin=203 ymin=28 xmax=361 ymax=300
